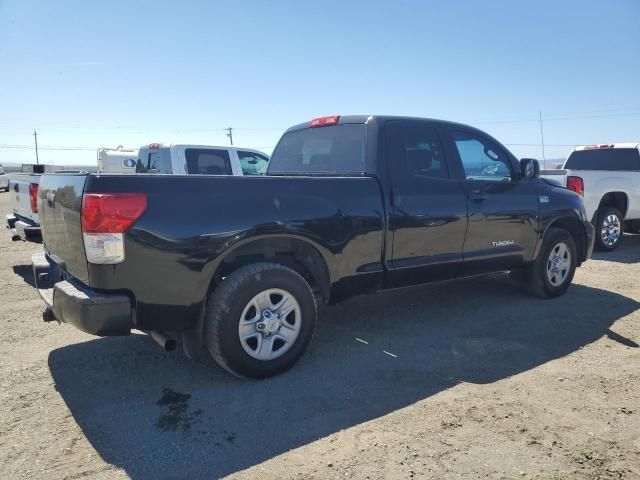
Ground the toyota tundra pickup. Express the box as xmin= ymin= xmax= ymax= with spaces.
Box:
xmin=32 ymin=115 xmax=595 ymax=379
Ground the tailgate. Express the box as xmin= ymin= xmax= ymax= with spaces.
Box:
xmin=11 ymin=175 xmax=40 ymax=222
xmin=38 ymin=174 xmax=89 ymax=283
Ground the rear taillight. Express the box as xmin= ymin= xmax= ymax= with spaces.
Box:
xmin=567 ymin=176 xmax=584 ymax=196
xmin=29 ymin=183 xmax=39 ymax=213
xmin=309 ymin=115 xmax=340 ymax=128
xmin=81 ymin=193 xmax=147 ymax=264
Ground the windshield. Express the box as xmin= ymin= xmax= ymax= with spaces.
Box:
xmin=564 ymin=148 xmax=640 ymax=171
xmin=268 ymin=124 xmax=366 ymax=174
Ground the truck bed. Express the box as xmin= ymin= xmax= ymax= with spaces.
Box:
xmin=38 ymin=173 xmax=385 ymax=332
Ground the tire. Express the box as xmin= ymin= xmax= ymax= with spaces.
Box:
xmin=204 ymin=263 xmax=317 ymax=379
xmin=514 ymin=227 xmax=577 ymax=298
xmin=594 ymin=207 xmax=623 ymax=251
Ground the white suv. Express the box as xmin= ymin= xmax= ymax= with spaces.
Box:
xmin=563 ymin=143 xmax=640 ymax=251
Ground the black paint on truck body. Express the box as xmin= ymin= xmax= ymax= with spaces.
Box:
xmin=37 ymin=115 xmax=593 ymax=334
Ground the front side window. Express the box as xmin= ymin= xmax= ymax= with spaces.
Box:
xmin=452 ymin=130 xmax=513 ymax=181
xmin=185 ymin=149 xmax=232 ymax=175
xmin=238 ymin=151 xmax=269 ymax=175
xmin=269 ymin=124 xmax=366 ymax=174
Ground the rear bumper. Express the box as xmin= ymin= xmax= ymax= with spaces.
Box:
xmin=32 ymin=252 xmax=132 ymax=336
xmin=6 ymin=214 xmax=41 ymax=241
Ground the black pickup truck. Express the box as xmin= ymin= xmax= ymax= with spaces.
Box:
xmin=33 ymin=115 xmax=595 ymax=378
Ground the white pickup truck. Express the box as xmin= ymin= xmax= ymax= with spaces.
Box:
xmin=560 ymin=144 xmax=640 ymax=251
xmin=5 ymin=171 xmax=42 ymax=241
xmin=0 ymin=165 xmax=10 ymax=192
xmin=135 ymin=143 xmax=270 ymax=175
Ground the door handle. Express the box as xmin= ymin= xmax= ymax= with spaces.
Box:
xmin=469 ymin=189 xmax=488 ymax=201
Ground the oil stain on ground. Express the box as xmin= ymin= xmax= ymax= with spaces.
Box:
xmin=156 ymin=388 xmax=202 ymax=432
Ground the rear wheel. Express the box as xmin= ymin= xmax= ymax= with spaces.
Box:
xmin=512 ymin=228 xmax=577 ymax=298
xmin=204 ymin=263 xmax=317 ymax=379
xmin=594 ymin=207 xmax=623 ymax=251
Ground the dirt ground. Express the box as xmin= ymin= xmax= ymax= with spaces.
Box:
xmin=0 ymin=191 xmax=638 ymax=480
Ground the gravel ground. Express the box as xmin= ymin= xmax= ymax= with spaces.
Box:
xmin=0 ymin=191 xmax=638 ymax=480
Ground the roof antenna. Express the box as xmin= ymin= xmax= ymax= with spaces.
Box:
xmin=539 ymin=111 xmax=546 ymax=170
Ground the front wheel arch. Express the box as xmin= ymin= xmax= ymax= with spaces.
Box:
xmin=543 ymin=216 xmax=588 ymax=265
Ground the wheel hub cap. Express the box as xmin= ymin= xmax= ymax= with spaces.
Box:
xmin=546 ymin=241 xmax=571 ymax=287
xmin=601 ymin=214 xmax=621 ymax=247
xmin=238 ymin=288 xmax=302 ymax=361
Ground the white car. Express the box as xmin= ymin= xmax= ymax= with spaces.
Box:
xmin=562 ymin=143 xmax=640 ymax=250
xmin=135 ymin=144 xmax=270 ymax=176
xmin=0 ymin=166 xmax=9 ymax=192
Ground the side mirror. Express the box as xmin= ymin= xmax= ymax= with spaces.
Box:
xmin=520 ymin=158 xmax=540 ymax=180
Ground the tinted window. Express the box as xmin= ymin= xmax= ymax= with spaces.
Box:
xmin=185 ymin=149 xmax=232 ymax=175
xmin=136 ymin=148 xmax=172 ymax=174
xmin=564 ymin=148 xmax=640 ymax=171
xmin=387 ymin=122 xmax=448 ymax=179
xmin=452 ymin=130 xmax=512 ymax=181
xmin=269 ymin=124 xmax=366 ymax=174
xmin=238 ymin=151 xmax=269 ymax=175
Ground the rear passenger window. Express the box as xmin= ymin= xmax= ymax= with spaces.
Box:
xmin=387 ymin=122 xmax=448 ymax=179
xmin=185 ymin=149 xmax=232 ymax=175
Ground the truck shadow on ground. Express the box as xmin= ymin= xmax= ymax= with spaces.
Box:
xmin=48 ymin=277 xmax=639 ymax=479
xmin=12 ymin=264 xmax=36 ymax=288
xmin=591 ymin=233 xmax=640 ymax=264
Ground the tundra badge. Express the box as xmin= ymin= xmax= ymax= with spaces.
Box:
xmin=492 ymin=240 xmax=515 ymax=247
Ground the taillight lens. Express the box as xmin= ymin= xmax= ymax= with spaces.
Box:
xmin=81 ymin=193 xmax=147 ymax=264
xmin=29 ymin=183 xmax=39 ymax=213
xmin=567 ymin=176 xmax=584 ymax=196
xmin=81 ymin=193 xmax=147 ymax=234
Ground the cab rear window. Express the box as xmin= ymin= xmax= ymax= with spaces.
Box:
xmin=268 ymin=124 xmax=366 ymax=174
xmin=565 ymin=148 xmax=640 ymax=171
xmin=136 ymin=148 xmax=173 ymax=174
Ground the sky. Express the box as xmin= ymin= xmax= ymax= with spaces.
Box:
xmin=1 ymin=0 xmax=639 ymax=167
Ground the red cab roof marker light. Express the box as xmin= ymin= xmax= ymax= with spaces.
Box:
xmin=309 ymin=116 xmax=340 ymax=128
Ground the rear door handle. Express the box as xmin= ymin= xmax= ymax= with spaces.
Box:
xmin=469 ymin=189 xmax=488 ymax=201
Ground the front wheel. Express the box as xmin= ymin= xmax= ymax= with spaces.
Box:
xmin=594 ymin=207 xmax=623 ymax=251
xmin=513 ymin=228 xmax=577 ymax=298
xmin=204 ymin=263 xmax=317 ymax=379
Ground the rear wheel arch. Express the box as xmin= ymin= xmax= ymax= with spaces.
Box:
xmin=211 ymin=236 xmax=332 ymax=303
xmin=597 ymin=191 xmax=628 ymax=220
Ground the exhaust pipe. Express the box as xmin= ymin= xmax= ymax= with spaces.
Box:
xmin=149 ymin=331 xmax=177 ymax=352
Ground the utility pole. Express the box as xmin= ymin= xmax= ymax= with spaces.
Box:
xmin=538 ymin=111 xmax=546 ymax=169
xmin=225 ymin=127 xmax=233 ymax=146
xmin=33 ymin=129 xmax=40 ymax=165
